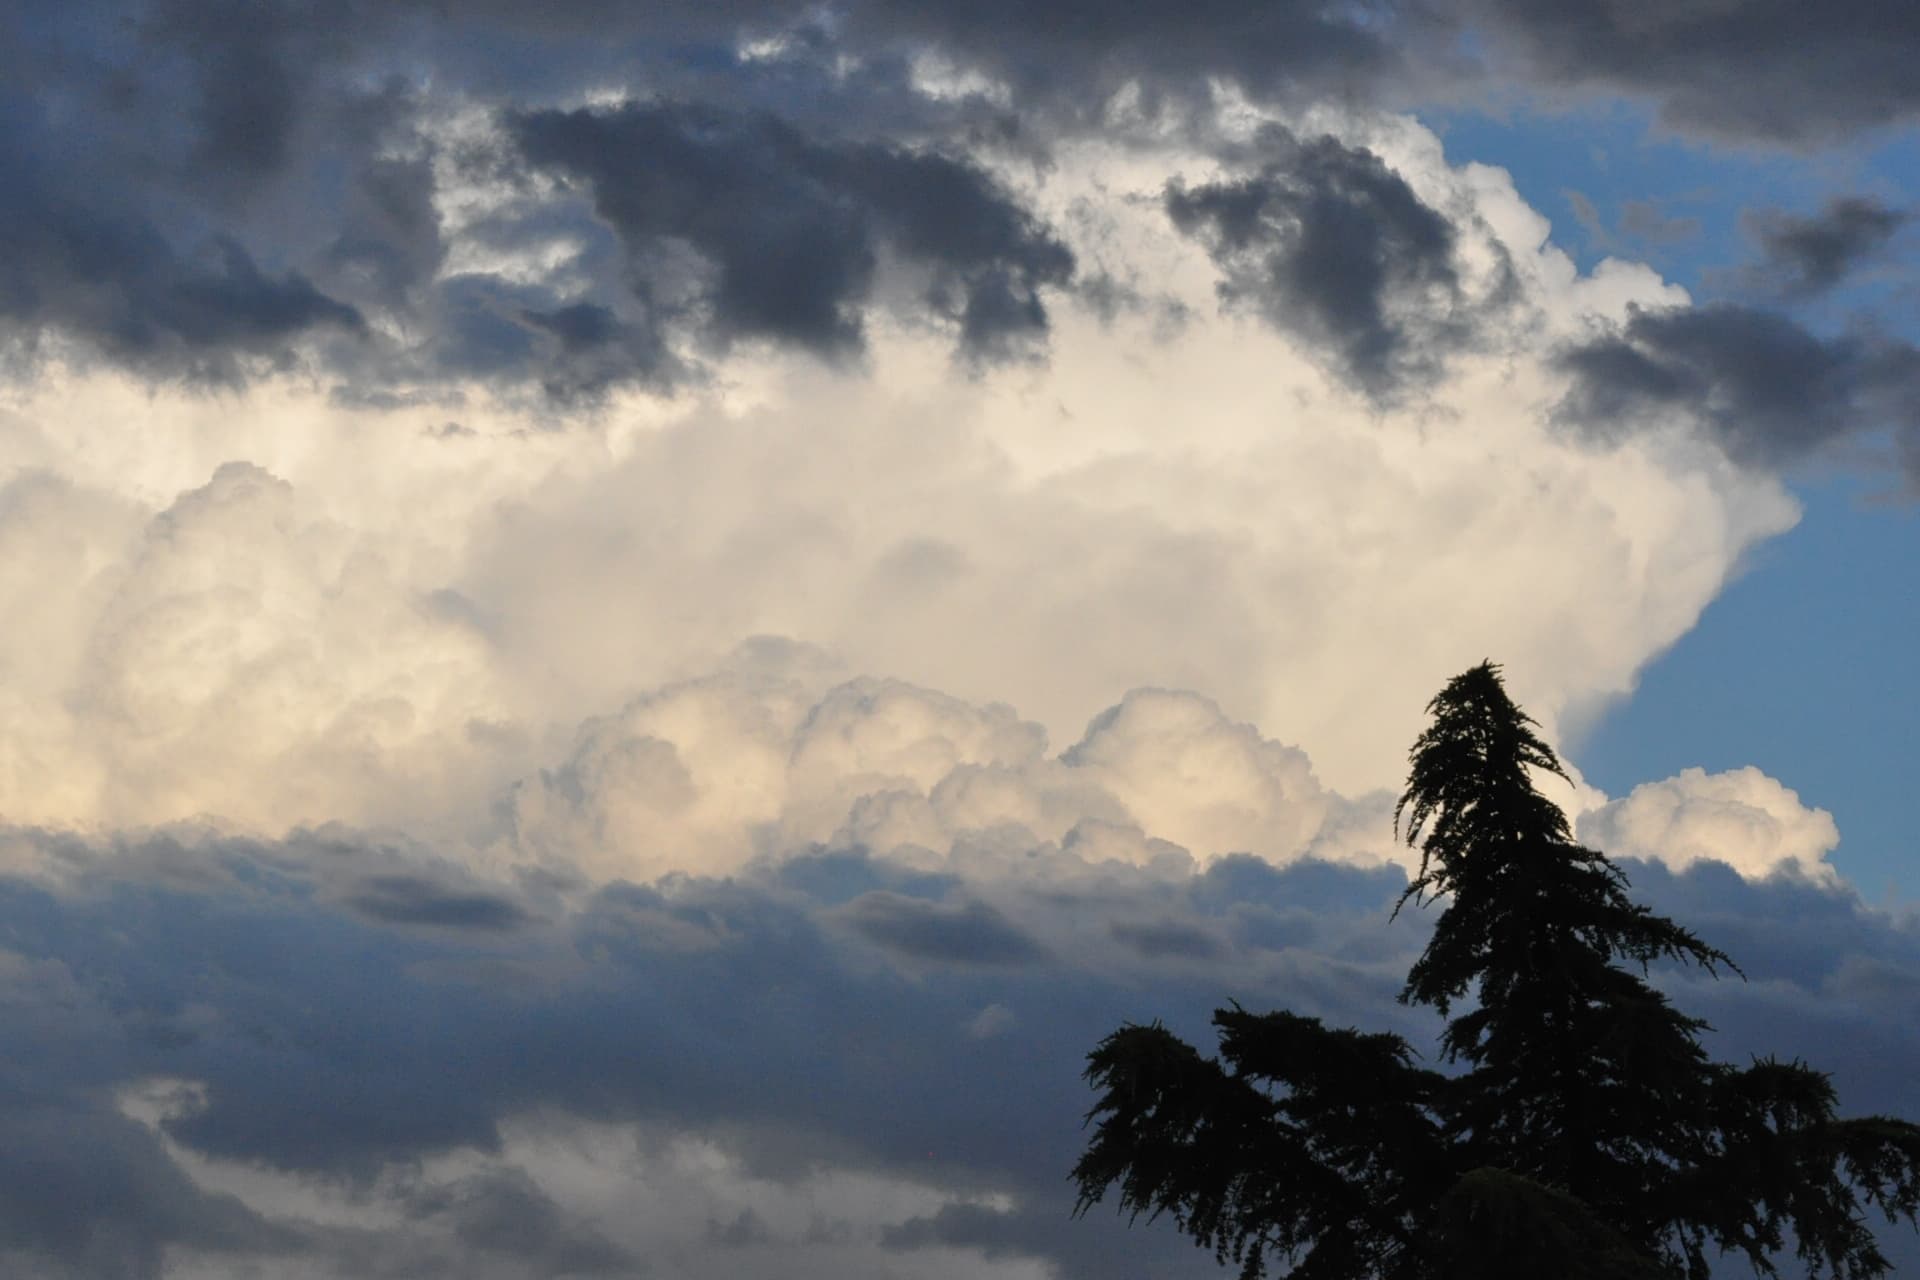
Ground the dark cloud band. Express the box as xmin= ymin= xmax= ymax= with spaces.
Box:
xmin=1555 ymin=302 xmax=1920 ymax=479
xmin=3 ymin=829 xmax=1918 ymax=1277
xmin=1740 ymin=197 xmax=1911 ymax=299
xmin=511 ymin=101 xmax=1074 ymax=364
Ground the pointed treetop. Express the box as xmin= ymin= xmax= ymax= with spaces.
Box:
xmin=1073 ymin=661 xmax=1920 ymax=1280
xmin=1393 ymin=661 xmax=1571 ymax=904
xmin=1392 ymin=660 xmax=1732 ymax=1017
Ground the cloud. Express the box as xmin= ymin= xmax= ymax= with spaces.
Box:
xmin=0 ymin=103 xmax=362 ymax=382
xmin=0 ymin=1098 xmax=286 ymax=1280
xmin=0 ymin=8 xmax=1915 ymax=1278
xmin=0 ymin=826 xmax=1417 ymax=1276
xmin=1577 ymin=765 xmax=1841 ymax=882
xmin=514 ymin=301 xmax=680 ymax=399
xmin=343 ymin=873 xmax=531 ymax=931
xmin=1740 ymin=196 xmax=1910 ymax=299
xmin=1108 ymin=917 xmax=1223 ymax=959
xmin=1165 ymin=126 xmax=1500 ymax=400
xmin=510 ymin=100 xmax=1074 ymax=363
xmin=692 ymin=3 xmax=1920 ymax=148
xmin=1618 ymin=199 xmax=1701 ymax=247
xmin=4 ymin=0 xmax=1916 ymax=414
xmin=843 ymin=893 xmax=1050 ymax=966
xmin=136 ymin=0 xmax=376 ymax=194
xmin=2 ymin=820 xmax=1918 ymax=1278
xmin=1560 ymin=192 xmax=1701 ymax=258
xmin=322 ymin=154 xmax=448 ymax=310
xmin=1564 ymin=189 xmax=1608 ymax=247
xmin=0 ymin=460 xmax=518 ymax=835
xmin=406 ymin=1167 xmax=635 ymax=1273
xmin=1062 ymin=688 xmax=1329 ymax=865
xmin=6 ymin=0 xmax=1907 ymax=424
xmin=349 ymin=0 xmax=1920 ymax=150
xmin=1554 ymin=302 xmax=1920 ymax=477
xmin=505 ymin=655 xmax=1337 ymax=884
xmin=0 ymin=0 xmax=410 ymax=383
xmin=385 ymin=0 xmax=1424 ymax=122
xmin=1466 ymin=0 xmax=1920 ymax=144
xmin=0 ymin=109 xmax=1806 ymax=837
xmin=0 ymin=0 xmax=1403 ymax=400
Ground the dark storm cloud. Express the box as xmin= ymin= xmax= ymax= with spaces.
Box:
xmin=1108 ymin=917 xmax=1222 ymax=959
xmin=881 ymin=1194 xmax=1290 ymax=1280
xmin=516 ymin=302 xmax=682 ymax=400
xmin=1741 ymin=197 xmax=1910 ymax=299
xmin=0 ymin=97 xmax=363 ymax=382
xmin=1617 ymin=860 xmax=1920 ymax=1129
xmin=704 ymin=1207 xmax=773 ymax=1247
xmin=0 ymin=0 xmax=668 ymax=397
xmin=666 ymin=0 xmax=1920 ymax=149
xmin=0 ymin=0 xmax=379 ymax=383
xmin=151 ymin=9 xmax=306 ymax=189
xmin=0 ymin=829 xmax=1430 ymax=1277
xmin=14 ymin=0 xmax=1916 ymax=404
xmin=364 ymin=0 xmax=1920 ymax=149
xmin=510 ymin=101 xmax=1074 ymax=362
xmin=0 ymin=0 xmax=1426 ymax=395
xmin=0 ymin=1102 xmax=287 ymax=1280
xmin=127 ymin=0 xmax=390 ymax=198
xmin=0 ymin=0 xmax=358 ymax=193
xmin=321 ymin=155 xmax=447 ymax=309
xmin=403 ymin=274 xmax=682 ymax=401
xmin=368 ymin=0 xmax=1424 ymax=123
xmin=406 ymin=1168 xmax=636 ymax=1273
xmin=4 ymin=828 xmax=1920 ymax=1276
xmin=842 ymin=891 xmax=1050 ymax=965
xmin=221 ymin=0 xmax=1920 ymax=152
xmin=343 ymin=873 xmax=529 ymax=931
xmin=1555 ymin=303 xmax=1920 ymax=476
xmin=1166 ymin=128 xmax=1490 ymax=401
xmin=1192 ymin=852 xmax=1406 ymax=917
xmin=1466 ymin=0 xmax=1920 ymax=145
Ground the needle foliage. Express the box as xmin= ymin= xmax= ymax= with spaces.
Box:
xmin=1072 ymin=662 xmax=1920 ymax=1278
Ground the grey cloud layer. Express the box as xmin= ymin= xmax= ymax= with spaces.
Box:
xmin=511 ymin=102 xmax=1074 ymax=364
xmin=0 ymin=831 xmax=1420 ymax=1278
xmin=0 ymin=1 xmax=1083 ymax=396
xmin=1553 ymin=193 xmax=1920 ymax=485
xmin=0 ymin=97 xmax=363 ymax=383
xmin=9 ymin=0 xmax=1920 ymax=403
xmin=1466 ymin=0 xmax=1920 ymax=145
xmin=396 ymin=0 xmax=1920 ymax=145
xmin=1555 ymin=303 xmax=1920 ymax=479
xmin=1166 ymin=127 xmax=1505 ymax=401
xmin=1740 ymin=197 xmax=1911 ymax=300
xmin=3 ymin=828 xmax=1917 ymax=1279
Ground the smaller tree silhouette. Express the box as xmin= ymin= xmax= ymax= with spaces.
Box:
xmin=1072 ymin=662 xmax=1920 ymax=1278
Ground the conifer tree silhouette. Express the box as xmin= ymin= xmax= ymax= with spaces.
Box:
xmin=1072 ymin=662 xmax=1920 ymax=1278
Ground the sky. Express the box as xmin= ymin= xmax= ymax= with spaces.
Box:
xmin=0 ymin=2 xmax=1917 ymax=1277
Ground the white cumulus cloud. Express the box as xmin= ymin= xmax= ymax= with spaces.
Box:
xmin=1578 ymin=765 xmax=1841 ymax=881
xmin=0 ymin=105 xmax=1799 ymax=869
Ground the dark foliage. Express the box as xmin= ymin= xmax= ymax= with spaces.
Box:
xmin=1073 ymin=662 xmax=1920 ymax=1278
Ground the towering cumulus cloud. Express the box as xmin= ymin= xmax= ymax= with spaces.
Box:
xmin=0 ymin=2 xmax=1916 ymax=1277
